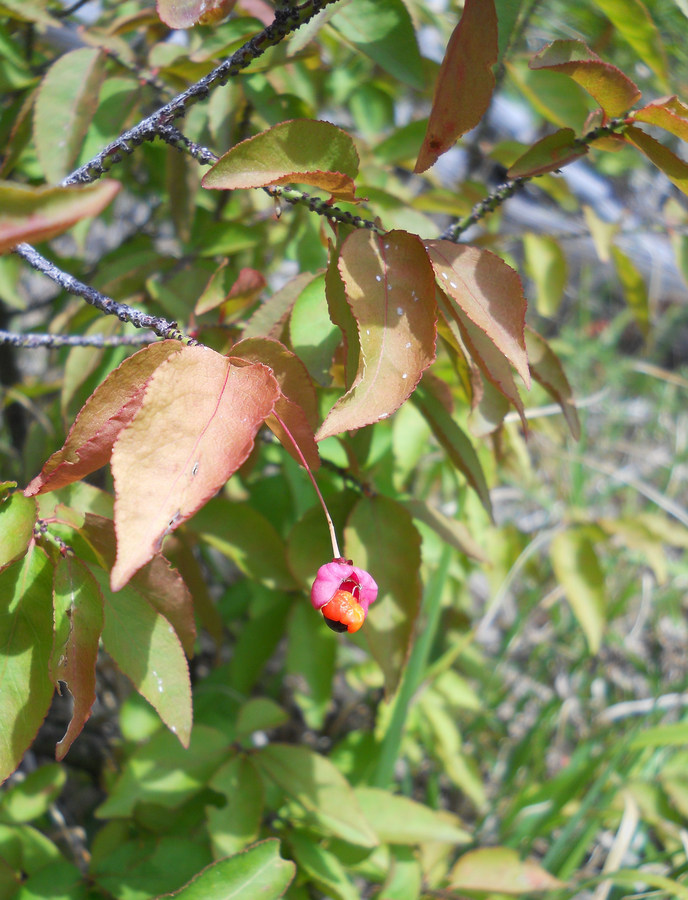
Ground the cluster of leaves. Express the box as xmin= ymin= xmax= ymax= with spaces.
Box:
xmin=2 ymin=0 xmax=688 ymax=897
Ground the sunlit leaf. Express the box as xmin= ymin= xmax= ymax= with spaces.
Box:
xmin=25 ymin=341 xmax=182 ymax=497
xmin=551 ymin=529 xmax=606 ymax=653
xmin=507 ymin=128 xmax=588 ymax=178
xmin=523 ymin=234 xmax=568 ymax=316
xmin=345 ymin=495 xmax=422 ymax=696
xmin=415 ymin=0 xmax=497 ymax=173
xmin=110 ymin=346 xmax=279 ymax=589
xmin=625 ymin=125 xmax=688 ymax=196
xmin=317 ymin=230 xmax=437 ymax=440
xmin=158 ymin=839 xmax=295 ymax=900
xmin=52 ymin=557 xmax=103 ymax=761
xmin=525 ymin=328 xmax=581 ymax=439
xmin=0 ymin=491 xmax=36 ymax=573
xmin=632 ymin=96 xmax=688 ymax=142
xmin=0 ymin=180 xmax=120 ymax=254
xmin=590 ymin=0 xmax=668 ymax=86
xmin=207 ymin=756 xmax=264 ymax=858
xmin=0 ymin=764 xmax=66 ymax=823
xmin=288 ymin=831 xmax=359 ymax=900
xmin=425 ymin=241 xmax=530 ymax=387
xmin=202 ymin=119 xmax=359 ymax=201
xmin=0 ymin=546 xmax=54 ymax=785
xmin=529 ymin=40 xmax=641 ymax=117
xmin=33 ymin=48 xmax=106 ymax=183
xmin=448 ymin=847 xmax=564 ymax=894
xmin=255 ymin=744 xmax=378 ymax=847
xmin=611 ymin=245 xmax=649 ymax=334
xmin=354 ymin=787 xmax=471 ymax=845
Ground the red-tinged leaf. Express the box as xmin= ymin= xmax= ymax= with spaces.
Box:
xmin=0 ymin=491 xmax=36 ymax=573
xmin=110 ymin=346 xmax=279 ymax=590
xmin=51 ymin=557 xmax=103 ymax=761
xmin=196 ymin=266 xmax=266 ymax=318
xmin=525 ymin=328 xmax=581 ymax=440
xmin=345 ymin=495 xmax=422 ymax=696
xmin=25 ymin=341 xmax=182 ymax=497
xmin=529 ymin=40 xmax=641 ymax=117
xmin=507 ymin=128 xmax=588 ymax=178
xmin=243 ymin=270 xmax=321 ymax=341
xmin=448 ymin=848 xmax=564 ymax=894
xmin=232 ymin=337 xmax=320 ymax=471
xmin=625 ymin=125 xmax=688 ymax=196
xmin=632 ymin=96 xmax=688 ymax=142
xmin=33 ymin=48 xmax=107 ymax=184
xmin=81 ymin=513 xmax=197 ymax=657
xmin=89 ymin=565 xmax=192 ymax=746
xmin=156 ymin=0 xmax=236 ymax=28
xmin=0 ymin=180 xmax=120 ymax=255
xmin=317 ymin=230 xmax=437 ymax=441
xmin=0 ymin=545 xmax=54 ymax=785
xmin=455 ymin=306 xmax=527 ymax=429
xmin=413 ymin=380 xmax=492 ymax=518
xmin=426 ymin=240 xmax=530 ymax=388
xmin=415 ymin=0 xmax=498 ymax=173
xmin=202 ymin=119 xmax=360 ymax=201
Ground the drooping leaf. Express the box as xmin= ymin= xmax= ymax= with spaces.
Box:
xmin=415 ymin=0 xmax=498 ymax=173
xmin=523 ymin=233 xmax=568 ymax=316
xmin=325 ymin=239 xmax=360 ymax=389
xmin=632 ymin=96 xmax=688 ymax=142
xmin=158 ymin=839 xmax=295 ymax=900
xmin=202 ymin=119 xmax=360 ymax=201
xmin=625 ymin=125 xmax=688 ymax=196
xmin=288 ymin=831 xmax=359 ymax=900
xmin=255 ymin=744 xmax=378 ymax=847
xmin=207 ymin=756 xmax=264 ymax=859
xmin=90 ymin=565 xmax=193 ymax=746
xmin=25 ymin=341 xmax=182 ymax=497
xmin=0 ymin=180 xmax=120 ymax=254
xmin=331 ymin=0 xmax=424 ymax=89
xmin=529 ymin=40 xmax=641 ymax=117
xmin=611 ymin=245 xmax=649 ymax=334
xmin=448 ymin=847 xmax=565 ymax=894
xmin=550 ymin=528 xmax=606 ymax=653
xmin=33 ymin=48 xmax=106 ymax=183
xmin=412 ymin=380 xmax=492 ymax=518
xmin=525 ymin=328 xmax=580 ymax=439
xmin=232 ymin=337 xmax=320 ymax=470
xmin=0 ymin=545 xmax=54 ymax=786
xmin=317 ymin=230 xmax=437 ymax=441
xmin=156 ymin=0 xmax=237 ymax=29
xmin=0 ymin=491 xmax=36 ymax=573
xmin=507 ymin=128 xmax=588 ymax=178
xmin=425 ymin=240 xmax=530 ymax=387
xmin=590 ymin=0 xmax=668 ymax=86
xmin=344 ymin=495 xmax=422 ymax=696
xmin=354 ymin=787 xmax=471 ymax=845
xmin=51 ymin=557 xmax=103 ymax=761
xmin=110 ymin=346 xmax=279 ymax=590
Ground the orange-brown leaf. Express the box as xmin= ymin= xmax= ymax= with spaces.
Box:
xmin=317 ymin=230 xmax=437 ymax=441
xmin=25 ymin=341 xmax=182 ymax=497
xmin=632 ymin=96 xmax=688 ymax=142
xmin=110 ymin=346 xmax=279 ymax=590
xmin=425 ymin=241 xmax=530 ymax=388
xmin=415 ymin=0 xmax=498 ymax=174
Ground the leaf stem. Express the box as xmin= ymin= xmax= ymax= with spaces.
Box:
xmin=271 ymin=412 xmax=340 ymax=559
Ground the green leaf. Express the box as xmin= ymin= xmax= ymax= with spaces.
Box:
xmin=286 ymin=602 xmax=337 ymax=729
xmin=508 ymin=129 xmax=588 ymax=179
xmin=90 ymin=565 xmax=193 ymax=746
xmin=630 ymin=723 xmax=688 ymax=748
xmin=354 ymin=788 xmax=471 ymax=845
xmin=529 ymin=40 xmax=641 ymax=117
xmin=52 ymin=557 xmax=103 ymax=760
xmin=317 ymin=230 xmax=437 ymax=440
xmin=400 ymin=498 xmax=487 ymax=562
xmin=415 ymin=0 xmax=497 ymax=173
xmin=14 ymin=859 xmax=87 ymax=900
xmin=0 ymin=492 xmax=36 ymax=573
xmin=0 ymin=546 xmax=54 ymax=785
xmin=202 ymin=119 xmax=359 ymax=201
xmin=611 ymin=245 xmax=649 ymax=334
xmin=625 ymin=125 xmax=688 ymax=196
xmin=331 ymin=0 xmax=424 ymax=90
xmin=207 ymin=756 xmax=264 ymax=858
xmin=0 ymin=180 xmax=120 ymax=254
xmin=525 ymin=328 xmax=581 ymax=440
xmin=605 ymin=870 xmax=688 ymax=900
xmin=345 ymin=495 xmax=422 ymax=696
xmin=289 ymin=272 xmax=341 ymax=388
xmin=158 ymin=839 xmax=295 ymax=900
xmin=524 ymin=234 xmax=567 ymax=317
xmin=412 ymin=381 xmax=492 ymax=518
xmin=33 ymin=48 xmax=106 ymax=183
xmin=448 ymin=847 xmax=564 ymax=894
xmin=96 ymin=725 xmax=228 ymax=818
xmin=255 ymin=744 xmax=378 ymax=848
xmin=590 ymin=0 xmax=668 ymax=86
xmin=550 ymin=529 xmax=606 ymax=653
xmin=0 ymin=764 xmax=66 ymax=824
xmin=288 ymin=831 xmax=359 ymax=900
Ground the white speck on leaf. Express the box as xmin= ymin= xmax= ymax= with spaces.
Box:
xmin=405 ymin=342 xmax=411 ymax=348
xmin=402 ymin=373 xmax=408 ymax=379
xmin=442 ymin=272 xmax=448 ymax=279
xmin=375 ymin=275 xmax=382 ymax=282
xmin=450 ymin=281 xmax=457 ymax=289
xmin=397 ymin=307 xmax=403 ymax=315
